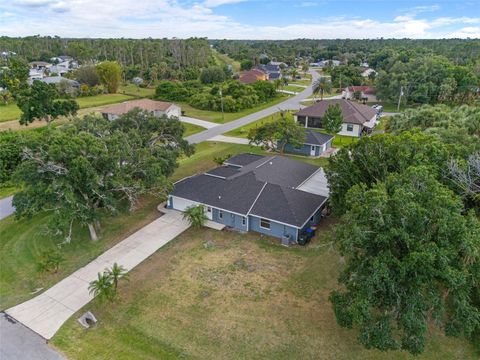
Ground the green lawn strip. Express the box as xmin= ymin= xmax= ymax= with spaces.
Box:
xmin=182 ymin=122 xmax=205 ymax=137
xmin=0 ymin=185 xmax=17 ymax=199
xmin=119 ymin=84 xmax=156 ymax=98
xmin=282 ymin=85 xmax=303 ymax=93
xmin=0 ymin=103 xmax=22 ymax=123
xmin=224 ymin=111 xmax=293 ymax=138
xmin=179 ymin=95 xmax=288 ymax=124
xmin=52 ymin=227 xmax=478 ymax=360
xmin=213 ymin=49 xmax=241 ymax=73
xmin=289 ymin=79 xmax=311 ymax=86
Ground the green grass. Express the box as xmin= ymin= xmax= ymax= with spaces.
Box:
xmin=224 ymin=111 xmax=293 ymax=138
xmin=213 ymin=49 xmax=241 ymax=73
xmin=179 ymin=95 xmax=288 ymax=124
xmin=282 ymin=85 xmax=304 ymax=92
xmin=0 ymin=197 xmax=161 ymax=310
xmin=289 ymin=79 xmax=311 ymax=86
xmin=52 ymin=227 xmax=478 ymax=360
xmin=182 ymin=122 xmax=205 ymax=137
xmin=75 ymin=93 xmax=134 ymax=108
xmin=0 ymin=103 xmax=22 ymax=122
xmin=0 ymin=185 xmax=17 ymax=199
xmin=119 ymin=84 xmax=156 ymax=98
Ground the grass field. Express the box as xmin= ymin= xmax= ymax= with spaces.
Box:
xmin=224 ymin=111 xmax=293 ymax=138
xmin=52 ymin=226 xmax=478 ymax=360
xmin=0 ymin=186 xmax=17 ymax=199
xmin=0 ymin=103 xmax=22 ymax=123
xmin=119 ymin=84 xmax=156 ymax=98
xmin=179 ymin=95 xmax=288 ymax=124
xmin=282 ymin=85 xmax=303 ymax=93
xmin=213 ymin=49 xmax=241 ymax=73
xmin=183 ymin=122 xmax=205 ymax=137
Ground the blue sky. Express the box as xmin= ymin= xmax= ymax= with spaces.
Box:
xmin=0 ymin=0 xmax=479 ymax=38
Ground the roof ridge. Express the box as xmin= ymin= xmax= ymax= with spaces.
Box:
xmin=278 ymin=185 xmax=301 ymax=224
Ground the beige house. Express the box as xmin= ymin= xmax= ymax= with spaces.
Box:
xmin=101 ymin=99 xmax=181 ymax=121
xmin=294 ymin=99 xmax=378 ymax=137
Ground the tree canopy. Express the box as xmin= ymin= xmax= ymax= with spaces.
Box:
xmin=96 ymin=61 xmax=122 ymax=93
xmin=323 ymin=104 xmax=343 ymax=134
xmin=13 ymin=110 xmax=193 ymax=241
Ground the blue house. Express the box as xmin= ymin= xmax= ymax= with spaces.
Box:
xmin=283 ymin=130 xmax=334 ymax=157
xmin=168 ymin=154 xmax=329 ymax=244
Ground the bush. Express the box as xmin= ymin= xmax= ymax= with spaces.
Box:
xmin=155 ymin=81 xmax=191 ymax=102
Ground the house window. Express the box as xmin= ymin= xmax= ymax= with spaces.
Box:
xmin=346 ymin=124 xmax=354 ymax=132
xmin=242 ymin=217 xmax=246 ymax=226
xmin=311 ymin=145 xmax=315 ymax=151
xmin=260 ymin=218 xmax=271 ymax=230
xmin=219 ymin=210 xmax=223 ymax=219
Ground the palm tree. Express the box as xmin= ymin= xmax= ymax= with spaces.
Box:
xmin=105 ymin=263 xmax=129 ymax=292
xmin=88 ymin=272 xmax=114 ymax=302
xmin=290 ymin=68 xmax=298 ymax=81
xmin=274 ymin=78 xmax=283 ymax=90
xmin=183 ymin=205 xmax=208 ymax=228
xmin=312 ymin=77 xmax=333 ymax=101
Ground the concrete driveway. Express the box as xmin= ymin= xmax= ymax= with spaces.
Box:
xmin=0 ymin=196 xmax=14 ymax=220
xmin=6 ymin=209 xmax=190 ymax=340
xmin=180 ymin=116 xmax=218 ymax=129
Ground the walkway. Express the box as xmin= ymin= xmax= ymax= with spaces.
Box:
xmin=6 ymin=209 xmax=190 ymax=340
xmin=0 ymin=196 xmax=14 ymax=220
xmin=185 ymin=69 xmax=320 ymax=144
xmin=0 ymin=314 xmax=65 ymax=360
xmin=180 ymin=116 xmax=218 ymax=129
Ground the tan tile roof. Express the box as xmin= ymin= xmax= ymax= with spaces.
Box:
xmin=295 ymin=99 xmax=377 ymax=125
xmin=101 ymin=99 xmax=174 ymax=115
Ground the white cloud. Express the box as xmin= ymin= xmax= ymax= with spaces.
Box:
xmin=0 ymin=0 xmax=479 ymax=39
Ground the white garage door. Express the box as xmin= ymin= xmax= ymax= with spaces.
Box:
xmin=171 ymin=196 xmax=198 ymax=211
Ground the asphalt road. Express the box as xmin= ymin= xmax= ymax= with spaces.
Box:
xmin=0 ymin=196 xmax=14 ymax=221
xmin=185 ymin=69 xmax=320 ymax=144
xmin=0 ymin=313 xmax=65 ymax=360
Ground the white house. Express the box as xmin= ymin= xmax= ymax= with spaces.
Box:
xmin=100 ymin=99 xmax=182 ymax=121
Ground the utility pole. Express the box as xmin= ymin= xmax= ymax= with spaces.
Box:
xmin=397 ymin=86 xmax=404 ymax=112
xmin=219 ymin=88 xmax=224 ymax=122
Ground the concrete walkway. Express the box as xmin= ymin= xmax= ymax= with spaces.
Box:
xmin=6 ymin=209 xmax=190 ymax=340
xmin=209 ymin=135 xmax=250 ymax=145
xmin=0 ymin=314 xmax=65 ymax=360
xmin=180 ymin=116 xmax=219 ymax=129
xmin=0 ymin=196 xmax=14 ymax=220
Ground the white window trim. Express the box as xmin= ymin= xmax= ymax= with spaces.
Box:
xmin=242 ymin=216 xmax=246 ymax=226
xmin=259 ymin=218 xmax=271 ymax=230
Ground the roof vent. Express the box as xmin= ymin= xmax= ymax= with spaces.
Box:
xmin=218 ymin=195 xmax=221 ymax=199
xmin=269 ymin=161 xmax=273 ymax=165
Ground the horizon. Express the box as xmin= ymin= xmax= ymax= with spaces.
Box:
xmin=1 ymin=0 xmax=479 ymax=39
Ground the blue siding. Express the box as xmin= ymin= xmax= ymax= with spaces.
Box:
xmin=283 ymin=143 xmax=313 ymax=156
xmin=299 ymin=206 xmax=324 ymax=235
xmin=212 ymin=208 xmax=247 ymax=232
xmin=248 ymin=216 xmax=298 ymax=241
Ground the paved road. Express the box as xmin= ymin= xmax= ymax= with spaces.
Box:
xmin=0 ymin=313 xmax=65 ymax=360
xmin=0 ymin=196 xmax=14 ymax=220
xmin=6 ymin=209 xmax=191 ymax=340
xmin=186 ymin=69 xmax=320 ymax=144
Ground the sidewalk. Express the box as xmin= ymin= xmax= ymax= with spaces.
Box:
xmin=180 ymin=116 xmax=218 ymax=129
xmin=6 ymin=209 xmax=190 ymax=340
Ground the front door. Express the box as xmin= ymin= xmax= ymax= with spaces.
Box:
xmin=206 ymin=206 xmax=213 ymax=220
xmin=310 ymin=145 xmax=316 ymax=156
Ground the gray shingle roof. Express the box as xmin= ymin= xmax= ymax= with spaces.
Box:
xmin=295 ymin=99 xmax=377 ymax=125
xmin=250 ymin=183 xmax=326 ymax=227
xmin=172 ymin=154 xmax=327 ymax=228
xmin=224 ymin=153 xmax=266 ymax=167
xmin=304 ymin=130 xmax=334 ymax=146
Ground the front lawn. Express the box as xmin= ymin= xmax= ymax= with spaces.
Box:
xmin=0 ymin=197 xmax=161 ymax=310
xmin=179 ymin=95 xmax=288 ymax=124
xmin=52 ymin=227 xmax=478 ymax=360
xmin=0 ymin=103 xmax=22 ymax=123
xmin=182 ymin=122 xmax=205 ymax=137
xmin=119 ymin=84 xmax=156 ymax=98
xmin=224 ymin=111 xmax=293 ymax=138
xmin=282 ymin=85 xmax=304 ymax=92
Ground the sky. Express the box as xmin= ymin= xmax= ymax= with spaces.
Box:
xmin=0 ymin=0 xmax=479 ymax=39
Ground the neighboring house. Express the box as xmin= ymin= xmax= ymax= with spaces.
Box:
xmin=294 ymin=99 xmax=377 ymax=137
xmin=256 ymin=63 xmax=282 ymax=80
xmin=29 ymin=61 xmax=51 ymax=70
xmin=168 ymin=153 xmax=329 ymax=243
xmin=100 ymin=99 xmax=182 ymax=121
xmin=342 ymin=86 xmax=377 ymax=102
xmin=28 ymin=68 xmax=44 ymax=80
xmin=41 ymin=76 xmax=79 ymax=87
xmin=308 ymin=59 xmax=340 ymax=68
xmin=239 ymin=69 xmax=268 ymax=84
xmin=50 ymin=55 xmax=73 ymax=63
xmin=282 ymin=130 xmax=334 ymax=157
xmin=361 ymin=68 xmax=377 ymax=78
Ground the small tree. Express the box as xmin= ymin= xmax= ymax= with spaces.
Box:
xmin=96 ymin=61 xmax=122 ymax=93
xmin=312 ymin=77 xmax=332 ymax=101
xmin=89 ymin=272 xmax=115 ymax=303
xmin=105 ymin=263 xmax=129 ymax=292
xmin=74 ymin=65 xmax=99 ymax=87
xmin=323 ymin=104 xmax=343 ymax=134
xmin=15 ymin=81 xmax=79 ymax=127
xmin=183 ymin=205 xmax=208 ymax=228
